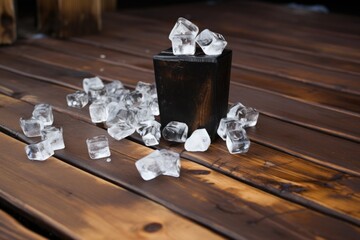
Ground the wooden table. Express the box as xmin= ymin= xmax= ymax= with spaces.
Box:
xmin=0 ymin=1 xmax=359 ymax=239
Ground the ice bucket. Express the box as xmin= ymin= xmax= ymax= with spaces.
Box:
xmin=153 ymin=48 xmax=232 ymax=140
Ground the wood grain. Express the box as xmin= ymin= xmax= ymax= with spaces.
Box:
xmin=0 ymin=209 xmax=45 ymax=240
xmin=0 ymin=94 xmax=359 ymax=239
xmin=0 ymin=131 xmax=222 ymax=240
xmin=0 ymin=0 xmax=16 ymax=44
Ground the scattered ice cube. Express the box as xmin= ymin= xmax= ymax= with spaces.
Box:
xmin=20 ymin=117 xmax=44 ymax=137
xmin=240 ymin=107 xmax=259 ymax=127
xmin=134 ymin=107 xmax=155 ymax=126
xmin=195 ymin=29 xmax=227 ymax=55
xmin=41 ymin=126 xmax=65 ymax=150
xmin=105 ymin=80 xmax=124 ymax=95
xmin=107 ymin=122 xmax=135 ymax=140
xmin=184 ymin=128 xmax=211 ymax=152
xmin=135 ymin=149 xmax=180 ymax=181
xmin=86 ymin=135 xmax=111 ymax=159
xmin=169 ymin=17 xmax=199 ymax=55
xmin=66 ymin=90 xmax=89 ymax=108
xmin=226 ymin=128 xmax=250 ymax=154
xmin=227 ymin=102 xmax=259 ymax=127
xmin=32 ymin=103 xmax=54 ymax=126
xmin=25 ymin=140 xmax=54 ymax=161
xmin=162 ymin=121 xmax=188 ymax=143
xmin=88 ymin=86 xmax=106 ymax=102
xmin=135 ymin=81 xmax=153 ymax=96
xmin=83 ymin=76 xmax=104 ymax=93
xmin=149 ymin=98 xmax=160 ymax=116
xmin=106 ymin=102 xmax=122 ymax=122
xmin=137 ymin=120 xmax=161 ymax=146
xmin=217 ymin=117 xmax=245 ymax=140
xmin=89 ymin=99 xmax=108 ymax=123
xmin=124 ymin=90 xmax=143 ymax=108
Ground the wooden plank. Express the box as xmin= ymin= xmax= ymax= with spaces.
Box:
xmin=0 ymin=69 xmax=360 ymax=226
xmin=0 ymin=0 xmax=16 ymax=44
xmin=37 ymin=0 xmax=102 ymax=38
xmin=0 ymin=209 xmax=45 ymax=240
xmin=1 ymin=94 xmax=359 ymax=239
xmin=122 ymin=2 xmax=360 ymax=61
xmin=0 ymin=132 xmax=222 ymax=240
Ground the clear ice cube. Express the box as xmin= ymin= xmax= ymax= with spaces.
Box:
xmin=105 ymin=80 xmax=124 ymax=95
xmin=171 ymin=35 xmax=196 ymax=55
xmin=66 ymin=90 xmax=89 ymax=108
xmin=137 ymin=120 xmax=161 ymax=146
xmin=41 ymin=126 xmax=65 ymax=150
xmin=149 ymin=98 xmax=160 ymax=116
xmin=83 ymin=76 xmax=104 ymax=93
xmin=106 ymin=102 xmax=122 ymax=122
xmin=20 ymin=117 xmax=44 ymax=137
xmin=195 ymin=29 xmax=227 ymax=55
xmin=169 ymin=17 xmax=199 ymax=55
xmin=162 ymin=121 xmax=188 ymax=143
xmin=135 ymin=149 xmax=180 ymax=181
xmin=25 ymin=140 xmax=54 ymax=161
xmin=32 ymin=103 xmax=54 ymax=126
xmin=135 ymin=81 xmax=153 ymax=96
xmin=86 ymin=135 xmax=111 ymax=159
xmin=226 ymin=128 xmax=250 ymax=154
xmin=227 ymin=102 xmax=259 ymax=127
xmin=169 ymin=17 xmax=199 ymax=40
xmin=124 ymin=90 xmax=143 ymax=108
xmin=184 ymin=128 xmax=211 ymax=152
xmin=217 ymin=117 xmax=245 ymax=140
xmin=107 ymin=122 xmax=135 ymax=140
xmin=88 ymin=86 xmax=106 ymax=102
xmin=89 ymin=99 xmax=108 ymax=123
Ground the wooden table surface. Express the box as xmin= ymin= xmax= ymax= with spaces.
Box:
xmin=0 ymin=1 xmax=359 ymax=239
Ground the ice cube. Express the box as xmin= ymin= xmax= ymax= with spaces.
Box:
xmin=135 ymin=81 xmax=153 ymax=96
xmin=169 ymin=17 xmax=199 ymax=40
xmin=89 ymin=99 xmax=108 ymax=123
xmin=171 ymin=35 xmax=196 ymax=55
xmin=41 ymin=126 xmax=65 ymax=150
xmin=88 ymin=86 xmax=106 ymax=102
xmin=149 ymin=98 xmax=160 ymax=116
xmin=124 ymin=90 xmax=143 ymax=108
xmin=105 ymin=80 xmax=124 ymax=95
xmin=25 ymin=140 xmax=54 ymax=161
xmin=135 ymin=149 xmax=180 ymax=181
xmin=195 ymin=29 xmax=227 ymax=55
xmin=226 ymin=128 xmax=250 ymax=154
xmin=137 ymin=120 xmax=161 ymax=146
xmin=217 ymin=117 xmax=245 ymax=140
xmin=20 ymin=117 xmax=44 ymax=137
xmin=106 ymin=102 xmax=122 ymax=122
xmin=162 ymin=121 xmax=188 ymax=143
xmin=134 ymin=107 xmax=155 ymax=126
xmin=169 ymin=17 xmax=199 ymax=55
xmin=107 ymin=122 xmax=135 ymax=140
xmin=66 ymin=90 xmax=89 ymax=108
xmin=83 ymin=76 xmax=104 ymax=93
xmin=32 ymin=103 xmax=54 ymax=126
xmin=227 ymin=102 xmax=259 ymax=127
xmin=86 ymin=135 xmax=111 ymax=159
xmin=184 ymin=128 xmax=211 ymax=152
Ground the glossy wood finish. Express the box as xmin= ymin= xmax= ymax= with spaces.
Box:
xmin=0 ymin=1 xmax=359 ymax=239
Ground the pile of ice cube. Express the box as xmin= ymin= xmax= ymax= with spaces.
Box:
xmin=169 ymin=17 xmax=227 ymax=56
xmin=20 ymin=104 xmax=65 ymax=161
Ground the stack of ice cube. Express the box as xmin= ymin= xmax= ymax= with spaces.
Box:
xmin=169 ymin=17 xmax=227 ymax=56
xmin=217 ymin=102 xmax=259 ymax=154
xmin=21 ymin=103 xmax=65 ymax=161
xmin=67 ymin=76 xmax=160 ymax=147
